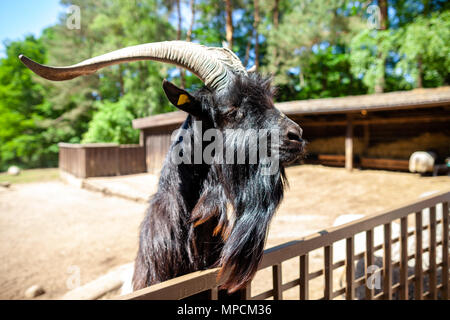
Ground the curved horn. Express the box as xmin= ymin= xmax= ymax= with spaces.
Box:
xmin=19 ymin=41 xmax=247 ymax=92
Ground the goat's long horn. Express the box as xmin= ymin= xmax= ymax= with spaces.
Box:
xmin=19 ymin=41 xmax=247 ymax=91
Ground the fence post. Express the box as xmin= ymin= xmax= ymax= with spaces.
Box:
xmin=415 ymin=211 xmax=423 ymax=300
xmin=383 ymin=223 xmax=392 ymax=300
xmin=300 ymin=254 xmax=309 ymax=300
xmin=346 ymin=237 xmax=354 ymax=300
xmin=324 ymin=245 xmax=333 ymax=300
xmin=442 ymin=202 xmax=449 ymax=300
xmin=365 ymin=229 xmax=374 ymax=300
xmin=400 ymin=217 xmax=409 ymax=300
xmin=239 ymin=283 xmax=252 ymax=300
xmin=429 ymin=206 xmax=437 ymax=299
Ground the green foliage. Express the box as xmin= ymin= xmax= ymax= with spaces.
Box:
xmin=261 ymin=0 xmax=366 ymax=100
xmin=397 ymin=11 xmax=450 ymax=87
xmin=82 ymin=97 xmax=140 ymax=144
xmin=350 ymin=10 xmax=450 ymax=91
xmin=0 ymin=36 xmax=58 ymax=171
xmin=349 ymin=29 xmax=400 ymax=92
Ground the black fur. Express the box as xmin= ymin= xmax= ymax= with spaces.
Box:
xmin=132 ymin=73 xmax=304 ymax=292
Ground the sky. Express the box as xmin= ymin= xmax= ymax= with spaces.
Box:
xmin=0 ymin=0 xmax=194 ymax=58
xmin=0 ymin=0 xmax=64 ymax=57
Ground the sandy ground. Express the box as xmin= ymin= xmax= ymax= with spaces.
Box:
xmin=0 ymin=182 xmax=146 ymax=299
xmin=0 ymin=165 xmax=449 ymax=299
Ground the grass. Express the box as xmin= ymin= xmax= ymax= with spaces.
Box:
xmin=0 ymin=168 xmax=60 ymax=184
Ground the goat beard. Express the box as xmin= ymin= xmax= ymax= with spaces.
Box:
xmin=217 ymin=163 xmax=286 ymax=293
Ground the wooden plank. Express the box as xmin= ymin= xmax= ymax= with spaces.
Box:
xmin=345 ymin=114 xmax=353 ymax=171
xmin=300 ymin=254 xmax=309 ymax=300
xmin=362 ymin=122 xmax=370 ymax=156
xmin=360 ymin=158 xmax=410 ymax=171
xmin=239 ymin=283 xmax=252 ymax=300
xmin=400 ymin=217 xmax=409 ymax=300
xmin=132 ymin=110 xmax=187 ymax=129
xmin=324 ymin=245 xmax=333 ymax=300
xmin=317 ymin=154 xmax=345 ymax=167
xmin=298 ymin=115 xmax=450 ymax=127
xmin=415 ymin=211 xmax=423 ymax=300
xmin=120 ymin=268 xmax=221 ymax=300
xmin=346 ymin=237 xmax=354 ymax=300
xmin=252 ymin=289 xmax=273 ymax=300
xmin=209 ymin=287 xmax=218 ymax=300
xmin=429 ymin=206 xmax=437 ymax=299
xmin=383 ymin=223 xmax=392 ymax=300
xmin=281 ymin=278 xmax=300 ymax=292
xmin=365 ymin=229 xmax=374 ymax=300
xmin=442 ymin=202 xmax=449 ymax=300
xmin=272 ymin=264 xmax=283 ymax=300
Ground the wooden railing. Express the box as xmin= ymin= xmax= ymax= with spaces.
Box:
xmin=120 ymin=191 xmax=450 ymax=300
xmin=59 ymin=143 xmax=146 ymax=178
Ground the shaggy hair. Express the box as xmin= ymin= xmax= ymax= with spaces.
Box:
xmin=132 ymin=74 xmax=302 ymax=293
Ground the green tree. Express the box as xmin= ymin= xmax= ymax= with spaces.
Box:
xmin=42 ymin=0 xmax=176 ymax=144
xmin=397 ymin=11 xmax=450 ymax=88
xmin=82 ymin=98 xmax=140 ymax=144
xmin=260 ymin=0 xmax=365 ymax=100
xmin=0 ymin=36 xmax=54 ymax=170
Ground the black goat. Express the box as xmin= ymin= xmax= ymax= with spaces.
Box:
xmin=19 ymin=41 xmax=305 ymax=293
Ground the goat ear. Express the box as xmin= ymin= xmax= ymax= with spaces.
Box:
xmin=162 ymin=79 xmax=202 ymax=117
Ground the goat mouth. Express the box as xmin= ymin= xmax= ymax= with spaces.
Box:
xmin=279 ymin=141 xmax=305 ymax=164
xmin=281 ymin=140 xmax=305 ymax=152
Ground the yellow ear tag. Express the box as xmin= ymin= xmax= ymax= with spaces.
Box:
xmin=177 ymin=94 xmax=190 ymax=105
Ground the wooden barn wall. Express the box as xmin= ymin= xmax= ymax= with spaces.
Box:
xmin=143 ymin=124 xmax=180 ymax=174
xmin=59 ymin=144 xmax=146 ymax=178
xmin=295 ymin=106 xmax=450 ymax=160
xmin=85 ymin=146 xmax=119 ymax=177
xmin=118 ymin=145 xmax=147 ymax=175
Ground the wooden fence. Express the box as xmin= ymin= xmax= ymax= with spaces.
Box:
xmin=120 ymin=191 xmax=450 ymax=300
xmin=59 ymin=143 xmax=146 ymax=178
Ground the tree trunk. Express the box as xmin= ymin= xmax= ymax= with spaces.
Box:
xmin=176 ymin=0 xmax=185 ymax=88
xmin=119 ymin=64 xmax=124 ymax=97
xmin=379 ymin=0 xmax=388 ymax=30
xmin=272 ymin=0 xmax=280 ymax=69
xmin=374 ymin=57 xmax=385 ymax=94
xmin=417 ymin=55 xmax=423 ymax=88
xmin=253 ymin=0 xmax=260 ymax=71
xmin=375 ymin=0 xmax=388 ymax=93
xmin=244 ymin=27 xmax=253 ymax=67
xmin=225 ymin=0 xmax=233 ymax=49
xmin=186 ymin=0 xmax=196 ymax=42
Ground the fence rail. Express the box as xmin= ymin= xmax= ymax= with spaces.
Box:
xmin=120 ymin=191 xmax=450 ymax=300
xmin=59 ymin=143 xmax=146 ymax=178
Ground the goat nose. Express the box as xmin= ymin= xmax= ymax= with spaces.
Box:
xmin=287 ymin=126 xmax=303 ymax=142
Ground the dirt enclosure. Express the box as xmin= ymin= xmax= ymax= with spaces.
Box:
xmin=0 ymin=165 xmax=449 ymax=299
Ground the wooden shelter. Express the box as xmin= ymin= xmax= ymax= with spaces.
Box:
xmin=133 ymin=87 xmax=450 ymax=174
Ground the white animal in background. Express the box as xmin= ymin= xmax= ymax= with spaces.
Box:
xmin=409 ymin=151 xmax=436 ymax=173
xmin=7 ymin=165 xmax=21 ymax=176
